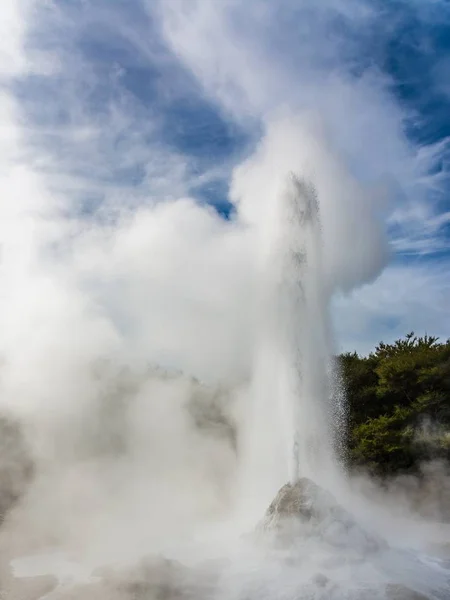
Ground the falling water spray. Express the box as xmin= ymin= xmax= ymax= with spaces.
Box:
xmin=238 ymin=173 xmax=340 ymax=517
xmin=273 ymin=173 xmax=337 ymax=483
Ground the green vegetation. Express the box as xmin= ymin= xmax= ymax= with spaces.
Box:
xmin=339 ymin=333 xmax=450 ymax=475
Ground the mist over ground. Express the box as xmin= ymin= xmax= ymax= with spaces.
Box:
xmin=0 ymin=1 xmax=450 ymax=599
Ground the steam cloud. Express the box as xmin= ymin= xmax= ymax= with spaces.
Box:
xmin=0 ymin=1 xmax=449 ymax=599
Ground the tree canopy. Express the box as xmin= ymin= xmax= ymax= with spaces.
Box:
xmin=339 ymin=333 xmax=450 ymax=475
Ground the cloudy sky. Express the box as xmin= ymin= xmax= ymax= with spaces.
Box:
xmin=0 ymin=0 xmax=449 ymax=376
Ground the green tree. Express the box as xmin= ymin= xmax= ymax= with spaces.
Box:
xmin=339 ymin=333 xmax=450 ymax=475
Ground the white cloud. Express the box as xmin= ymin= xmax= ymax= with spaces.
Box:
xmin=156 ymin=0 xmax=449 ymax=257
xmin=0 ymin=0 xmax=28 ymax=76
xmin=333 ymin=262 xmax=450 ymax=355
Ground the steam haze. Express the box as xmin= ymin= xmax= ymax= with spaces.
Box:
xmin=0 ymin=1 xmax=450 ymax=599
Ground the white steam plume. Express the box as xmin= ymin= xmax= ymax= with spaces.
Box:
xmin=0 ymin=2 xmax=449 ymax=599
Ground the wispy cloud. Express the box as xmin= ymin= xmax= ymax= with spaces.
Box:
xmin=151 ymin=0 xmax=450 ymax=347
xmin=0 ymin=0 xmax=449 ymax=396
xmin=333 ymin=260 xmax=450 ymax=354
xmin=155 ymin=0 xmax=450 ymax=254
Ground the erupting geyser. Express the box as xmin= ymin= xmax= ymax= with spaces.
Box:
xmin=1 ymin=0 xmax=450 ymax=597
xmin=2 ymin=166 xmax=450 ymax=600
xmin=272 ymin=174 xmax=337 ymax=484
xmin=239 ymin=173 xmax=341 ymax=517
xmin=232 ymin=171 xmax=450 ymax=600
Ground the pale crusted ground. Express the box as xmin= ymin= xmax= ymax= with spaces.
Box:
xmin=0 ymin=554 xmax=217 ymax=600
xmin=0 ymin=553 xmax=57 ymax=600
xmin=1 ymin=478 xmax=450 ymax=600
xmin=1 ymin=538 xmax=450 ymax=600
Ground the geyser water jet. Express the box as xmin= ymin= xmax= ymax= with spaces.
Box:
xmin=239 ymin=173 xmax=340 ymax=518
xmin=273 ymin=173 xmax=336 ymax=484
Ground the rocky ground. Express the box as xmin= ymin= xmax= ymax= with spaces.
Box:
xmin=1 ymin=478 xmax=449 ymax=599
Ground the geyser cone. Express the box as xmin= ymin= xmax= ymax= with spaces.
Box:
xmin=259 ymin=478 xmax=383 ymax=554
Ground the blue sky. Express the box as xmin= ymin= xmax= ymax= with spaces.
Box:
xmin=1 ymin=0 xmax=450 ymax=365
